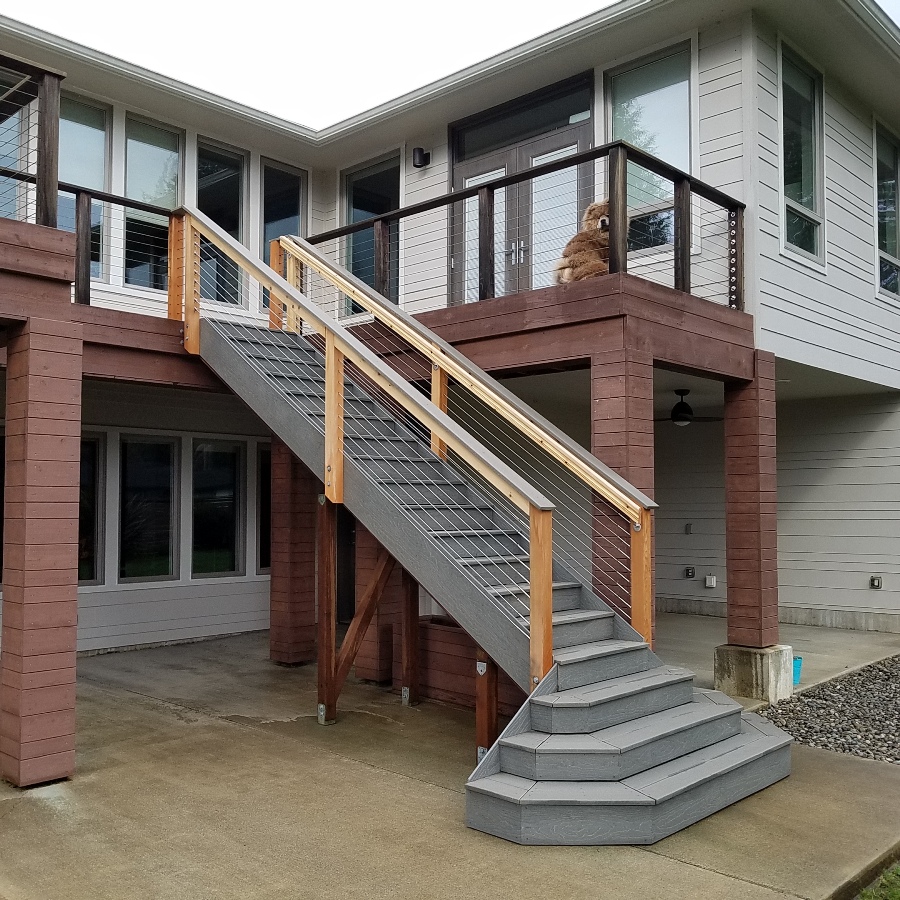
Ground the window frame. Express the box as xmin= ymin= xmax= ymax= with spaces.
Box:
xmin=874 ymin=121 xmax=900 ymax=300
xmin=78 ymin=432 xmax=106 ymax=587
xmin=117 ymin=433 xmax=181 ymax=584
xmin=190 ymin=438 xmax=246 ymax=580
xmin=777 ymin=40 xmax=826 ymax=268
xmin=256 ymin=441 xmax=272 ymax=575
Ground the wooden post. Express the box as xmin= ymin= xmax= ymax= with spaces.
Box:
xmin=167 ymin=213 xmax=185 ymax=320
xmin=317 ymin=494 xmax=338 ymax=725
xmin=529 ymin=506 xmax=554 ymax=688
xmin=629 ymin=508 xmax=653 ymax=646
xmin=269 ymin=238 xmax=284 ymax=330
xmin=730 ymin=206 xmax=744 ymax=310
xmin=430 ymin=364 xmax=448 ymax=459
xmin=73 ymin=191 xmax=92 ymax=305
xmin=324 ymin=331 xmax=345 ymax=503
xmin=183 ymin=218 xmax=201 ymax=354
xmin=477 ymin=187 xmax=495 ymax=301
xmin=607 ymin=145 xmax=628 ymax=276
xmin=373 ymin=218 xmax=390 ymax=299
xmin=673 ymin=177 xmax=691 ymax=294
xmin=35 ymin=73 xmax=61 ymax=229
xmin=475 ymin=647 xmax=498 ymax=763
xmin=401 ymin=569 xmax=420 ymax=707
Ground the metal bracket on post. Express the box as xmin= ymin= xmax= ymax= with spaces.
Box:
xmin=401 ymin=686 xmax=410 ymax=706
xmin=317 ymin=703 xmax=334 ymax=726
xmin=476 ymin=746 xmax=488 ymax=764
xmin=476 ymin=661 xmax=487 ymax=677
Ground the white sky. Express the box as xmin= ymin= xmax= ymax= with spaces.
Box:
xmin=5 ymin=0 xmax=900 ymax=129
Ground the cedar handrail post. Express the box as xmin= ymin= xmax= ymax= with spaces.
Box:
xmin=674 ymin=177 xmax=692 ymax=294
xmin=167 ymin=213 xmax=186 ymax=320
xmin=529 ymin=506 xmax=553 ymax=687
xmin=608 ymin=145 xmax=629 ymax=276
xmin=729 ymin=205 xmax=744 ymax=310
xmin=324 ymin=331 xmax=345 ymax=503
xmin=36 ymin=72 xmax=61 ymax=228
xmin=373 ymin=218 xmax=390 ymax=299
xmin=73 ymin=190 xmax=92 ymax=305
xmin=269 ymin=238 xmax=285 ymax=329
xmin=431 ymin=363 xmax=449 ymax=459
xmin=183 ymin=217 xmax=201 ymax=354
xmin=478 ymin=186 xmax=495 ymax=301
xmin=629 ymin=508 xmax=653 ymax=646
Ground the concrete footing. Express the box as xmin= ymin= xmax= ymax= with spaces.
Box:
xmin=714 ymin=644 xmax=793 ymax=704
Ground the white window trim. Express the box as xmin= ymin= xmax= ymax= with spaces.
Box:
xmin=776 ymin=37 xmax=827 ymax=273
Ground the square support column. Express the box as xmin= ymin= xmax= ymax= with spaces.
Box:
xmin=1 ymin=318 xmax=83 ymax=787
xmin=590 ymin=345 xmax=655 ymax=633
xmin=269 ymin=438 xmax=318 ymax=665
xmin=723 ymin=350 xmax=779 ymax=648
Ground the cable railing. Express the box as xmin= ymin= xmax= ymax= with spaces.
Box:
xmin=276 ymin=230 xmax=656 ymax=643
xmin=0 ymin=53 xmax=62 ymax=229
xmin=307 ymin=141 xmax=745 ymax=313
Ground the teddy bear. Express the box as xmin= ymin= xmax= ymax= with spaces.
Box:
xmin=554 ymin=200 xmax=612 ymax=285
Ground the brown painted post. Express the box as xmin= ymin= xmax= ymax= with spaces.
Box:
xmin=0 ymin=318 xmax=82 ymax=787
xmin=269 ymin=438 xmax=317 ymax=665
xmin=73 ymin=191 xmax=92 ymax=305
xmin=167 ymin=214 xmax=185 ymax=321
xmin=673 ymin=177 xmax=691 ymax=294
xmin=475 ymin=647 xmax=498 ymax=763
xmin=35 ymin=73 xmax=61 ymax=229
xmin=316 ymin=494 xmax=338 ymax=724
xmin=724 ymin=351 xmax=779 ymax=648
xmin=607 ymin=145 xmax=628 ymax=276
xmin=400 ymin=569 xmax=420 ymax=707
xmin=478 ymin=187 xmax=495 ymax=301
xmin=373 ymin=218 xmax=390 ymax=299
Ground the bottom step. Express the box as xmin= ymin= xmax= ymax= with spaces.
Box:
xmin=466 ymin=715 xmax=791 ymax=845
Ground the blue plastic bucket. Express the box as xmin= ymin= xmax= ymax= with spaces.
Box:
xmin=793 ymin=656 xmax=803 ymax=686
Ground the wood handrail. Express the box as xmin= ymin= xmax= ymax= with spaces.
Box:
xmin=180 ymin=205 xmax=555 ymax=517
xmin=279 ymin=234 xmax=655 ymax=525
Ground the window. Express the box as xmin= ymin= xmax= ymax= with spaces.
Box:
xmin=781 ymin=49 xmax=822 ymax=258
xmin=610 ymin=48 xmax=690 ymax=251
xmin=345 ymin=156 xmax=400 ymax=305
xmin=877 ymin=128 xmax=900 ymax=296
xmin=262 ymin=162 xmax=303 ymax=308
xmin=257 ymin=443 xmax=271 ymax=572
xmin=119 ymin=438 xmax=177 ymax=580
xmin=79 ymin=438 xmax=103 ymax=583
xmin=192 ymin=440 xmax=242 ymax=577
xmin=124 ymin=117 xmax=180 ymax=290
xmin=59 ymin=97 xmax=106 ymax=277
xmin=197 ymin=142 xmax=244 ymax=305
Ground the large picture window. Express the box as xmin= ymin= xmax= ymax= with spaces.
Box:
xmin=119 ymin=438 xmax=178 ymax=580
xmin=192 ymin=440 xmax=242 ymax=577
xmin=781 ymin=48 xmax=823 ymax=259
xmin=124 ymin=117 xmax=180 ymax=290
xmin=877 ymin=128 xmax=900 ymax=296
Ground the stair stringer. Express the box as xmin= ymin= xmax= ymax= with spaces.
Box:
xmin=200 ymin=322 xmax=532 ymax=690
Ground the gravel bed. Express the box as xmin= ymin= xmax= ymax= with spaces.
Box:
xmin=762 ymin=655 xmax=900 ymax=764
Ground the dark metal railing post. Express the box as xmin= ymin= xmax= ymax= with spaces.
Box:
xmin=74 ymin=190 xmax=92 ymax=305
xmin=36 ymin=72 xmax=61 ymax=228
xmin=478 ymin=186 xmax=495 ymax=301
xmin=608 ymin=145 xmax=628 ymax=276
xmin=373 ymin=218 xmax=390 ymax=299
xmin=673 ymin=177 xmax=692 ymax=294
xmin=729 ymin=206 xmax=744 ymax=310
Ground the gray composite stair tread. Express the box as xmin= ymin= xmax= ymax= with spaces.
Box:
xmin=553 ymin=639 xmax=648 ymax=666
xmin=502 ymin=690 xmax=740 ymax=755
xmin=490 ymin=581 xmax=581 ymax=597
xmin=458 ymin=554 xmax=530 ymax=566
xmin=532 ymin=666 xmax=693 ymax=710
xmin=548 ymin=609 xmax=614 ymax=627
xmin=467 ymin=774 xmax=653 ymax=806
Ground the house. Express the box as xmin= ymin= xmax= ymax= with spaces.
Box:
xmin=0 ymin=0 xmax=897 ymax=844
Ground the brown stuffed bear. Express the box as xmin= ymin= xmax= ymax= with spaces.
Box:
xmin=554 ymin=200 xmax=611 ymax=284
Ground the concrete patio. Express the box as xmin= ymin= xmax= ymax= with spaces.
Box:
xmin=0 ymin=619 xmax=898 ymax=900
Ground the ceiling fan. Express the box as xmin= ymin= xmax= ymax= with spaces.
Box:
xmin=654 ymin=389 xmax=723 ymax=426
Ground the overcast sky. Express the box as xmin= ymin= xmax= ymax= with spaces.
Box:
xmin=5 ymin=0 xmax=900 ymax=129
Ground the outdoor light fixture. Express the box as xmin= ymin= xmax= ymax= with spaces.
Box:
xmin=412 ymin=147 xmax=431 ymax=168
xmin=671 ymin=389 xmax=693 ymax=426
